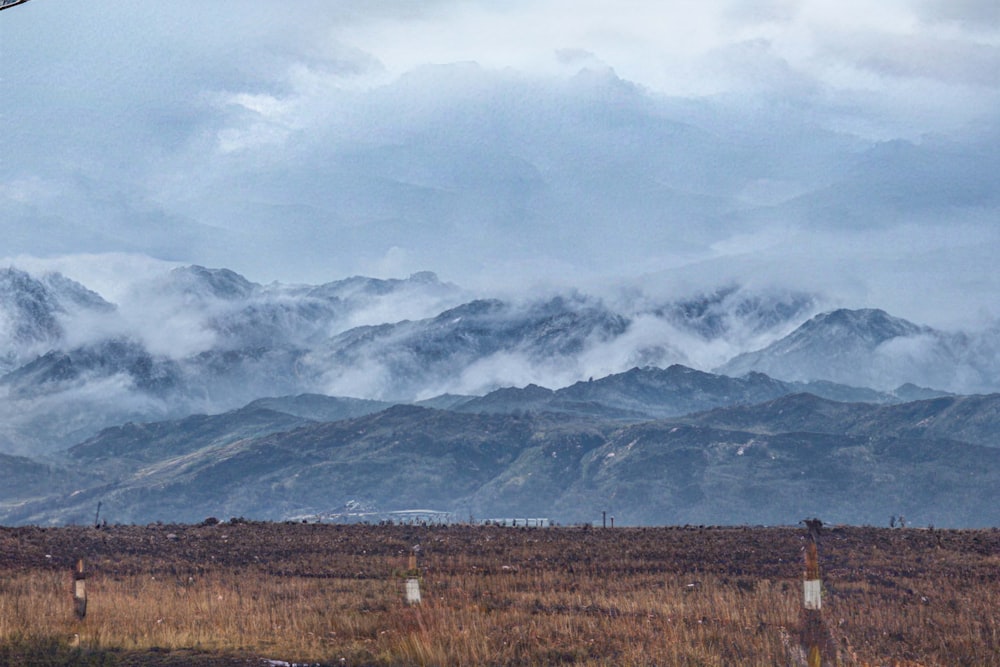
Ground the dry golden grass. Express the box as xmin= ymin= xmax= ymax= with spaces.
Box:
xmin=0 ymin=524 xmax=997 ymax=666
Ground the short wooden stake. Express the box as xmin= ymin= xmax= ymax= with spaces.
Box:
xmin=73 ymin=558 xmax=87 ymax=620
xmin=803 ymin=541 xmax=821 ymax=610
xmin=800 ymin=519 xmax=832 ymax=666
xmin=405 ymin=550 xmax=421 ymax=605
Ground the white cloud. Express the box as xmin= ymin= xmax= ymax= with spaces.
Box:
xmin=0 ymin=253 xmax=181 ymax=304
xmin=2 ymin=0 xmax=999 ymax=329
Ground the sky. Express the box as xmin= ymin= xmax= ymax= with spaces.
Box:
xmin=2 ymin=0 xmax=999 ymax=327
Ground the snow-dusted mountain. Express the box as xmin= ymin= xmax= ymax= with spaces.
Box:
xmin=5 ymin=263 xmax=1000 ymax=456
xmin=717 ymin=308 xmax=996 ymax=393
xmin=0 ymin=268 xmax=114 ymax=373
xmin=0 ymin=265 xmax=827 ymax=454
xmin=0 ymin=267 xmax=460 ymax=454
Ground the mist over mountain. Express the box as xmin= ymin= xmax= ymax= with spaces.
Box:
xmin=0 ymin=265 xmax=828 ymax=455
xmin=3 ymin=263 xmax=1000 ymax=459
xmin=0 ymin=268 xmax=114 ymax=373
xmin=718 ymin=308 xmax=1000 ymax=393
xmin=1 ymin=263 xmax=998 ymax=526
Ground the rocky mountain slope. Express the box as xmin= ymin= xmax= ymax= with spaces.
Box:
xmin=3 ymin=361 xmax=1000 ymax=527
xmin=6 ymin=398 xmax=998 ymax=528
xmin=682 ymin=391 xmax=1000 ymax=449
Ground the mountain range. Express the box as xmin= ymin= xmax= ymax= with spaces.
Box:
xmin=0 ymin=265 xmax=821 ymax=455
xmin=2 ymin=265 xmax=1000 ymax=527
xmin=3 ymin=377 xmax=999 ymax=527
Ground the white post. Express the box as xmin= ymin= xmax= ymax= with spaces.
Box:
xmin=803 ymin=541 xmax=821 ymax=610
xmin=405 ymin=578 xmax=422 ymax=605
xmin=73 ymin=558 xmax=87 ymax=620
xmin=405 ymin=551 xmax=421 ymax=605
xmin=802 ymin=533 xmax=823 ymax=666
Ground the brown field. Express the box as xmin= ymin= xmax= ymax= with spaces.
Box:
xmin=0 ymin=522 xmax=997 ymax=666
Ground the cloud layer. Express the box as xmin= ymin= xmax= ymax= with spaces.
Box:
xmin=2 ymin=0 xmax=999 ymax=327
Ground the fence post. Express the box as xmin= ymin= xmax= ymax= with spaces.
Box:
xmin=73 ymin=558 xmax=87 ymax=620
xmin=804 ymin=540 xmax=821 ymax=611
xmin=405 ymin=551 xmax=421 ymax=605
xmin=800 ymin=518 xmax=830 ymax=667
xmin=804 ymin=540 xmax=821 ymax=667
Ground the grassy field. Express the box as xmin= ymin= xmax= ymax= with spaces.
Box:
xmin=0 ymin=522 xmax=997 ymax=665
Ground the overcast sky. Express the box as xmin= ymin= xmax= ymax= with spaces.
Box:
xmin=2 ymin=0 xmax=999 ymax=327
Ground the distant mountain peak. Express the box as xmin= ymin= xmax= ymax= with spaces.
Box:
xmin=0 ymin=268 xmax=114 ymax=354
xmin=717 ymin=307 xmax=960 ymax=391
xmin=802 ymin=308 xmax=926 ymax=342
xmin=167 ymin=265 xmax=258 ymax=301
xmin=0 ymin=268 xmax=64 ymax=344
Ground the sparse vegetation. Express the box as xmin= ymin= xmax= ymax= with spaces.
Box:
xmin=0 ymin=523 xmax=997 ymax=665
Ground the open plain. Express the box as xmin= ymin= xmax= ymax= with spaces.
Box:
xmin=0 ymin=522 xmax=997 ymax=666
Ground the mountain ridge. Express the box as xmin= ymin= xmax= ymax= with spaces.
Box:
xmin=2 ymin=361 xmax=998 ymax=527
xmin=7 ymin=396 xmax=999 ymax=528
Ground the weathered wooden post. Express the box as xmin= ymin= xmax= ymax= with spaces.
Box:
xmin=804 ymin=539 xmax=821 ymax=611
xmin=800 ymin=518 xmax=830 ymax=667
xmin=405 ymin=550 xmax=421 ymax=605
xmin=803 ymin=539 xmax=821 ymax=667
xmin=73 ymin=558 xmax=87 ymax=620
